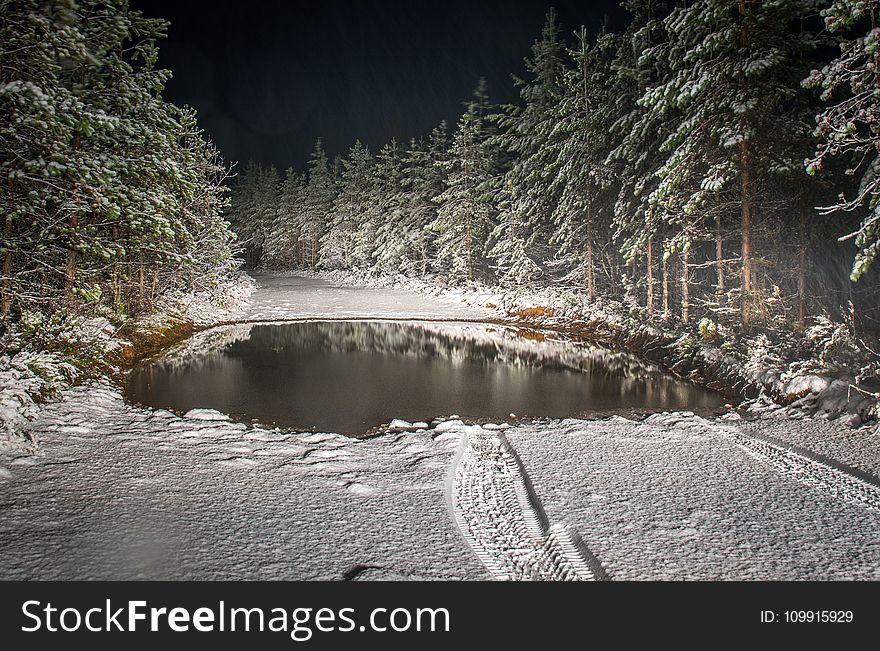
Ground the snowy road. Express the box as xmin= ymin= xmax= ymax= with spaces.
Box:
xmin=239 ymin=273 xmax=491 ymax=321
xmin=2 ymin=274 xmax=880 ymax=580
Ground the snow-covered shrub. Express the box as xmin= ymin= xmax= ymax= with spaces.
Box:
xmin=743 ymin=333 xmax=784 ymax=379
xmin=803 ymin=310 xmax=866 ymax=373
xmin=698 ymin=317 xmax=718 ymax=342
xmin=0 ymin=331 xmax=78 ymax=440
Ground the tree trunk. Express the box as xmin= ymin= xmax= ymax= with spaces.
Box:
xmin=111 ymin=224 xmax=120 ymax=307
xmin=715 ymin=211 xmax=724 ymax=299
xmin=681 ymin=212 xmax=690 ymax=324
xmin=681 ymin=245 xmax=689 ymax=324
xmin=798 ymin=201 xmax=807 ymax=330
xmin=150 ymin=262 xmax=158 ymax=304
xmin=586 ymin=200 xmax=595 ymax=300
xmin=465 ymin=153 xmax=473 ymax=282
xmin=2 ymin=178 xmax=13 ymax=318
xmin=662 ymin=240 xmax=669 ymax=318
xmin=646 ymin=236 xmax=654 ymax=314
xmin=583 ymin=39 xmax=596 ymax=302
xmin=66 ymin=64 xmax=86 ymax=298
xmin=312 ymin=235 xmax=317 ymax=270
xmin=739 ymin=140 xmax=752 ymax=325
xmin=139 ymin=255 xmax=146 ymax=304
xmin=65 ymin=215 xmax=79 ymax=294
xmin=466 ymin=213 xmax=473 ymax=282
xmin=738 ymin=2 xmax=753 ymax=326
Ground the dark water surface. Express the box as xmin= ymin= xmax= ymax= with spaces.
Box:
xmin=126 ymin=321 xmax=723 ymax=435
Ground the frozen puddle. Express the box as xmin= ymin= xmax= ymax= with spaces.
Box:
xmin=126 ymin=320 xmax=723 ymax=435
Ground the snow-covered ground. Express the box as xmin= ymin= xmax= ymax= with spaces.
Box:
xmin=2 ymin=273 xmax=879 ymax=580
xmin=239 ymin=273 xmax=490 ymax=321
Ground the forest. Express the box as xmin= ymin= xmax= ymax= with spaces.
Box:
xmin=2 ymin=0 xmax=880 ymax=388
xmin=5 ymin=0 xmax=880 ymax=594
xmin=227 ymin=0 xmax=880 ymax=339
xmin=0 ymin=0 xmax=237 ymax=333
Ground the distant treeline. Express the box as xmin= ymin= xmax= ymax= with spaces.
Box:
xmin=228 ymin=0 xmax=880 ymax=332
xmin=0 ymin=0 xmax=236 ymax=327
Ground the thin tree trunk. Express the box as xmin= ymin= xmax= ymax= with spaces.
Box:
xmin=586 ymin=200 xmax=595 ymax=300
xmin=139 ymin=254 xmax=146 ymax=303
xmin=715 ymin=211 xmax=724 ymax=299
xmin=465 ymin=154 xmax=473 ymax=282
xmin=2 ymin=178 xmax=13 ymax=318
xmin=65 ymin=215 xmax=79 ymax=294
xmin=662 ymin=240 xmax=669 ymax=317
xmin=740 ymin=139 xmax=752 ymax=325
xmin=646 ymin=236 xmax=654 ymax=314
xmin=111 ymin=224 xmax=120 ymax=307
xmin=738 ymin=1 xmax=753 ymax=325
xmin=582 ymin=37 xmax=595 ymax=302
xmin=150 ymin=262 xmax=158 ymax=304
xmin=66 ymin=64 xmax=86 ymax=297
xmin=798 ymin=201 xmax=807 ymax=329
xmin=681 ymin=245 xmax=689 ymax=324
xmin=466 ymin=214 xmax=473 ymax=282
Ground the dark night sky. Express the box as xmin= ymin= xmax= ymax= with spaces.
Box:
xmin=133 ymin=0 xmax=628 ymax=170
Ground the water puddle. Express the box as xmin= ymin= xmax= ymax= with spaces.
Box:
xmin=126 ymin=321 xmax=724 ymax=435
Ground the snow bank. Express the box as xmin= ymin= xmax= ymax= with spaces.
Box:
xmin=0 ymin=273 xmax=256 ymax=443
xmin=0 ymin=350 xmax=76 ymax=450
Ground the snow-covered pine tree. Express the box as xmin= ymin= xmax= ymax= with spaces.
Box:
xmin=264 ymin=167 xmax=306 ymax=268
xmin=805 ymin=0 xmax=880 ymax=282
xmin=1 ymin=0 xmax=82 ymax=315
xmin=397 ymin=132 xmax=445 ymax=276
xmin=298 ymin=139 xmax=335 ymax=269
xmin=606 ymin=0 xmax=675 ymax=316
xmin=414 ymin=121 xmax=450 ymax=275
xmin=172 ymin=111 xmax=236 ymax=293
xmin=641 ymin=0 xmax=820 ymax=324
xmin=321 ymin=140 xmax=371 ymax=270
xmin=489 ymin=11 xmax=566 ymax=287
xmin=431 ymin=102 xmax=496 ymax=283
xmin=370 ymin=140 xmax=407 ymax=275
xmin=1 ymin=0 xmax=237 ymax=318
xmin=549 ymin=26 xmax=618 ymax=299
xmin=226 ymin=162 xmax=279 ymax=269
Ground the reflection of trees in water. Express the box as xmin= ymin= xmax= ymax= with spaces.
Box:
xmin=229 ymin=321 xmax=665 ymax=383
xmin=131 ymin=320 xmax=721 ymax=418
xmin=143 ymin=323 xmax=254 ymax=372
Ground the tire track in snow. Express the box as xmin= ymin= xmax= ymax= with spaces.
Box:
xmin=448 ymin=425 xmax=606 ymax=581
xmin=730 ymin=429 xmax=880 ymax=512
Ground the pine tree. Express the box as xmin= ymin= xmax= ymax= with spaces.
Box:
xmin=371 ymin=140 xmax=407 ymax=275
xmin=431 ymin=104 xmax=495 ymax=283
xmin=298 ymin=139 xmax=334 ymax=269
xmin=416 ymin=121 xmax=450 ymax=275
xmin=490 ymin=12 xmax=567 ymax=286
xmin=226 ymin=162 xmax=278 ymax=269
xmin=397 ymin=126 xmax=448 ymax=276
xmin=1 ymin=0 xmax=237 ymax=318
xmin=265 ymin=167 xmax=306 ymax=268
xmin=321 ymin=141 xmax=371 ymax=270
xmin=607 ymin=0 xmax=674 ymax=315
xmin=805 ymin=0 xmax=880 ymax=281
xmin=641 ymin=0 xmax=820 ymax=324
xmin=549 ymin=26 xmax=618 ymax=298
